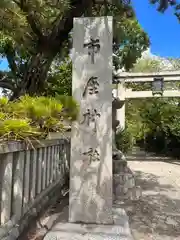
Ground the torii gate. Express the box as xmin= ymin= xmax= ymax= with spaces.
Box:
xmin=113 ymin=70 xmax=180 ymax=130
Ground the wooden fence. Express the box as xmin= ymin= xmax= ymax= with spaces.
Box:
xmin=0 ymin=138 xmax=70 ymax=240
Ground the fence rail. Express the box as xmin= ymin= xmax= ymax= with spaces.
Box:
xmin=0 ymin=138 xmax=70 ymax=240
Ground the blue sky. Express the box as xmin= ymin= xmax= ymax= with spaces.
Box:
xmin=0 ymin=59 xmax=9 ymax=71
xmin=132 ymin=0 xmax=180 ymax=58
xmin=1 ymin=1 xmax=180 ymax=71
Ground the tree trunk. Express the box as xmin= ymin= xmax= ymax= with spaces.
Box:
xmin=10 ymin=0 xmax=93 ymax=100
xmin=12 ymin=51 xmax=56 ymax=99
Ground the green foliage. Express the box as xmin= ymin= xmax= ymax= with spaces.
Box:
xmin=0 ymin=96 xmax=9 ymax=111
xmin=0 ymin=0 xmax=175 ymax=100
xmin=0 ymin=118 xmax=40 ymax=141
xmin=126 ymin=56 xmax=180 ymax=156
xmin=46 ymin=59 xmax=72 ymax=96
xmin=167 ymin=58 xmax=180 ymax=70
xmin=150 ymin=0 xmax=180 ymax=21
xmin=13 ymin=95 xmax=63 ymax=119
xmin=116 ymin=128 xmax=133 ymax=153
xmin=0 ymin=0 xmax=149 ymax=97
xmin=0 ymin=95 xmax=78 ymax=141
xmin=126 ymin=58 xmax=163 ymax=143
xmin=0 ymin=0 xmax=71 ymax=52
xmin=131 ymin=58 xmax=161 ymax=73
xmin=56 ymin=95 xmax=79 ymax=121
xmin=114 ymin=19 xmax=149 ymax=70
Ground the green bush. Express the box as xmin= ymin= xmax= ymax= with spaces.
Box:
xmin=0 ymin=97 xmax=9 ymax=109
xmin=115 ymin=128 xmax=134 ymax=153
xmin=0 ymin=95 xmax=78 ymax=142
xmin=0 ymin=118 xmax=41 ymax=142
xmin=56 ymin=95 xmax=79 ymax=121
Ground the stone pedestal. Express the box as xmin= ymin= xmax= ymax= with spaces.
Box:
xmin=112 ymin=93 xmax=142 ymax=202
xmin=113 ymin=161 xmax=142 ymax=201
xmin=44 ymin=205 xmax=134 ymax=240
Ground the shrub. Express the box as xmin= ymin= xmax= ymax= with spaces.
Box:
xmin=0 ymin=95 xmax=78 ymax=141
xmin=0 ymin=97 xmax=9 ymax=108
xmin=11 ymin=95 xmax=63 ymax=118
xmin=0 ymin=97 xmax=12 ymax=114
xmin=55 ymin=95 xmax=79 ymax=121
xmin=0 ymin=118 xmax=41 ymax=142
xmin=115 ymin=128 xmax=133 ymax=153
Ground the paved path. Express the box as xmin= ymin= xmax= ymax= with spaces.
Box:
xmin=124 ymin=159 xmax=180 ymax=240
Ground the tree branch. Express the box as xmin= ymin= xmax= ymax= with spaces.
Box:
xmin=48 ymin=0 xmax=93 ymax=51
xmin=4 ymin=45 xmax=24 ymax=81
xmin=0 ymin=77 xmax=16 ymax=91
xmin=6 ymin=51 xmax=18 ymax=76
xmin=13 ymin=0 xmax=43 ymax=38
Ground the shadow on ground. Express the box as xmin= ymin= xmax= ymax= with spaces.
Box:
xmin=122 ymin=170 xmax=180 ymax=239
xmin=127 ymin=154 xmax=180 ymax=166
xmin=164 ymin=160 xmax=180 ymax=166
xmin=18 ymin=188 xmax=69 ymax=240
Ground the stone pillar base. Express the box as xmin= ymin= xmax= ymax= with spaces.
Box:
xmin=113 ymin=160 xmax=142 ymax=202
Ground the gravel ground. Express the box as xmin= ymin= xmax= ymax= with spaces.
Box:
xmin=124 ymin=160 xmax=180 ymax=240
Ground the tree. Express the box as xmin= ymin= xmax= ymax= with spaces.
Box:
xmin=150 ymin=0 xmax=180 ymax=19
xmin=46 ymin=58 xmax=72 ymax=96
xmin=131 ymin=58 xmax=161 ymax=73
xmin=1 ymin=0 xmax=178 ymax=98
xmin=0 ymin=0 xmax=150 ymax=98
xmin=167 ymin=58 xmax=180 ymax=70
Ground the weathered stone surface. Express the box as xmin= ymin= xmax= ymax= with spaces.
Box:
xmin=70 ymin=17 xmax=113 ymax=224
xmin=44 ymin=207 xmax=133 ymax=240
xmin=128 ymin=186 xmax=142 ymax=200
xmin=124 ymin=178 xmax=135 ymax=189
xmin=0 ymin=139 xmax=69 ymax=154
xmin=0 ymin=153 xmax=13 ymax=224
xmin=113 ymin=168 xmax=138 ymax=201
xmin=13 ymin=151 xmax=25 ymax=221
xmin=114 ymin=174 xmax=125 ymax=184
xmin=113 ymin=160 xmax=127 ymax=174
xmin=115 ymin=186 xmax=142 ymax=201
xmin=114 ymin=184 xmax=128 ymax=195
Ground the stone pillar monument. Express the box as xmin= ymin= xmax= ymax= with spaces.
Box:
xmin=69 ymin=17 xmax=113 ymax=224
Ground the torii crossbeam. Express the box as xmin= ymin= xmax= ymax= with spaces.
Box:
xmin=113 ymin=70 xmax=180 ymax=129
